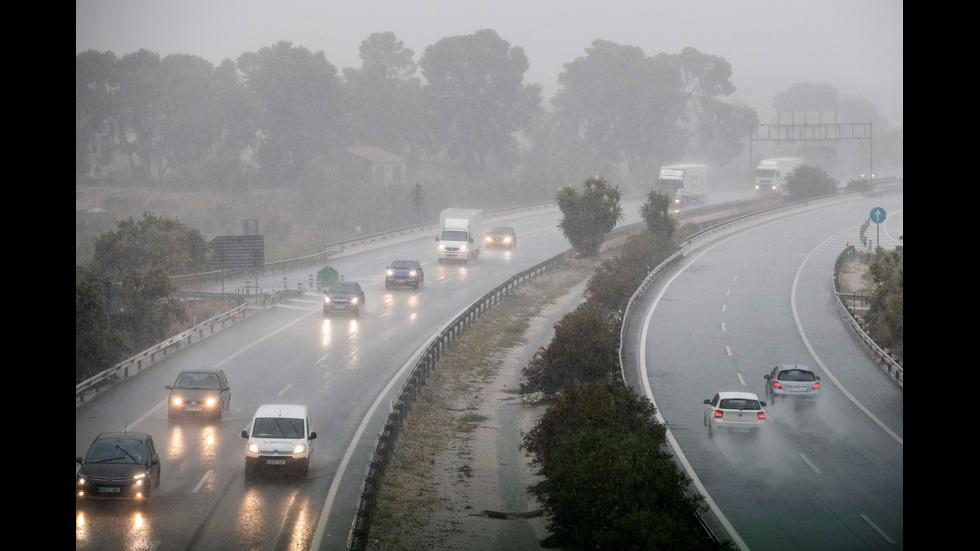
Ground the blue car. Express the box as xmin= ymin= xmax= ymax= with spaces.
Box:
xmin=385 ymin=259 xmax=424 ymax=289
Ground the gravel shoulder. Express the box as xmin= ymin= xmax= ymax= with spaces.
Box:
xmin=365 ymin=257 xmax=603 ymax=551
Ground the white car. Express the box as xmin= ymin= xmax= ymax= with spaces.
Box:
xmin=241 ymin=404 xmax=317 ymax=478
xmin=703 ymin=391 xmax=767 ymax=438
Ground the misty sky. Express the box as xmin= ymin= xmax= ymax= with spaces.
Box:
xmin=75 ymin=0 xmax=903 ymax=125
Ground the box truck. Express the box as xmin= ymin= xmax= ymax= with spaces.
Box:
xmin=436 ymin=208 xmax=483 ymax=263
xmin=657 ymin=164 xmax=707 ymax=207
xmin=754 ymin=158 xmax=802 ymax=194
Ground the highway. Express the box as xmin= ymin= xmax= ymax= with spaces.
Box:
xmin=621 ymin=193 xmax=903 ymax=550
xmin=76 ymin=190 xmax=903 ymax=550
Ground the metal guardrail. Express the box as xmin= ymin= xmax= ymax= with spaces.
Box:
xmin=75 ymin=289 xmax=299 ymax=405
xmin=833 ymin=245 xmax=903 ymax=387
xmin=345 ymin=250 xmax=568 ymax=551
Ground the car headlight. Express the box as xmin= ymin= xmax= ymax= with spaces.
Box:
xmin=460 ymin=244 xmax=468 ymax=252
xmin=206 ymin=397 xmax=217 ymax=407
xmin=293 ymin=444 xmax=306 ymax=455
xmin=503 ymin=237 xmax=511 ymax=243
xmin=438 ymin=243 xmax=445 ymax=251
xmin=324 ymin=296 xmax=331 ymax=303
xmin=350 ymin=297 xmax=359 ymax=304
xmin=386 ymin=269 xmax=393 ymax=276
xmin=248 ymin=443 xmax=259 ymax=453
xmin=172 ymin=396 xmax=183 ymax=406
xmin=77 ymin=477 xmax=86 ymax=486
xmin=485 ymin=236 xmax=493 ymax=243
xmin=409 ymin=270 xmax=417 ymax=277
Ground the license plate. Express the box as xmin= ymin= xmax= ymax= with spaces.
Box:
xmin=266 ymin=459 xmax=286 ymax=465
xmin=98 ymin=486 xmax=121 ymax=493
xmin=186 ymin=406 xmax=202 ymax=411
xmin=789 ymin=386 xmax=807 ymax=392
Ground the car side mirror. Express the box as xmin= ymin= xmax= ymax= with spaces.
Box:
xmin=166 ymin=385 xmax=173 ymax=390
xmin=763 ymin=374 xmax=770 ymax=380
xmin=241 ymin=430 xmax=249 ymax=439
xmin=760 ymin=401 xmax=767 ymax=407
xmin=435 ymin=236 xmax=439 ymax=241
xmin=76 ymin=456 xmax=84 ymax=464
xmin=309 ymin=432 xmax=317 ymax=440
xmin=815 ymin=376 xmax=821 ymax=380
xmin=151 ymin=453 xmax=160 ymax=466
xmin=702 ymin=399 xmax=711 ymax=405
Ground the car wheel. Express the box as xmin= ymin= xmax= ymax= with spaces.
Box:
xmin=299 ymin=459 xmax=309 ymax=478
xmin=708 ymin=421 xmax=714 ymax=439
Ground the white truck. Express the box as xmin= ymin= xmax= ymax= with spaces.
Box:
xmin=657 ymin=164 xmax=707 ymax=207
xmin=436 ymin=208 xmax=483 ymax=263
xmin=754 ymin=157 xmax=803 ymax=194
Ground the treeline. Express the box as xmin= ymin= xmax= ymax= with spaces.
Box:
xmin=517 ymin=181 xmax=733 ymax=549
xmin=77 ymin=33 xmax=757 ymax=192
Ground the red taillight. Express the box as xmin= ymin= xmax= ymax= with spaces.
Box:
xmin=714 ymin=410 xmax=724 ymax=418
xmin=812 ymin=382 xmax=820 ymax=390
xmin=757 ymin=411 xmax=766 ymax=420
xmin=772 ymin=381 xmax=782 ymax=389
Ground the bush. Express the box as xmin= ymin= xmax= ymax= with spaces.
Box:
xmin=519 ymin=303 xmax=620 ymax=398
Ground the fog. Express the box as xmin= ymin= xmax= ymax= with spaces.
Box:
xmin=75 ymin=0 xmax=903 ymax=126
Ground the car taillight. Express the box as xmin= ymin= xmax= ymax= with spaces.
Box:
xmin=714 ymin=410 xmax=724 ymax=418
xmin=812 ymin=382 xmax=820 ymax=390
xmin=757 ymin=411 xmax=766 ymax=420
xmin=772 ymin=381 xmax=782 ymax=389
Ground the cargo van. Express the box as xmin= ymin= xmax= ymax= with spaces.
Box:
xmin=241 ymin=404 xmax=317 ymax=478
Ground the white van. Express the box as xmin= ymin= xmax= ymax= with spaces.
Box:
xmin=241 ymin=404 xmax=317 ymax=478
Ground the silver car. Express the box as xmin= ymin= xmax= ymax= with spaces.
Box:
xmin=763 ymin=364 xmax=821 ymax=404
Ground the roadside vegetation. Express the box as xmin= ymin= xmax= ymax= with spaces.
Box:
xmin=521 ymin=182 xmax=735 ymax=550
xmin=865 ymin=247 xmax=903 ymax=362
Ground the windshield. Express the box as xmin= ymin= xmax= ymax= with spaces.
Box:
xmin=441 ymin=230 xmax=468 ymax=241
xmin=778 ymin=369 xmax=815 ymax=381
xmin=755 ymin=169 xmax=777 ymax=178
xmin=329 ymin=283 xmax=358 ymax=294
xmin=253 ymin=417 xmax=306 ymax=438
xmin=86 ymin=438 xmax=143 ymax=464
xmin=391 ymin=261 xmax=415 ymax=269
xmin=719 ymin=398 xmax=761 ymax=410
xmin=489 ymin=227 xmax=512 ymax=234
xmin=174 ymin=372 xmax=220 ymax=389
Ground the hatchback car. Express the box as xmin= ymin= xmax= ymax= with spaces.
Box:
xmin=242 ymin=404 xmax=317 ymax=478
xmin=763 ymin=364 xmax=821 ymax=404
xmin=76 ymin=432 xmax=161 ymax=504
xmin=385 ymin=259 xmax=424 ymax=289
xmin=485 ymin=226 xmax=517 ymax=249
xmin=323 ymin=281 xmax=365 ymax=316
xmin=703 ymin=391 xmax=767 ymax=438
xmin=166 ymin=368 xmax=231 ymax=420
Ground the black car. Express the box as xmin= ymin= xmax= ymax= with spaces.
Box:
xmin=485 ymin=226 xmax=517 ymax=249
xmin=324 ymin=281 xmax=366 ymax=316
xmin=76 ymin=432 xmax=161 ymax=504
xmin=166 ymin=369 xmax=231 ymax=420
xmin=386 ymin=259 xmax=424 ymax=289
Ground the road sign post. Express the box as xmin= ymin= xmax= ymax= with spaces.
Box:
xmin=870 ymin=207 xmax=887 ymax=250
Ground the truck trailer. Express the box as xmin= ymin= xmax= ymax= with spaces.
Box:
xmin=436 ymin=208 xmax=483 ymax=263
xmin=657 ymin=164 xmax=707 ymax=207
xmin=754 ymin=157 xmax=802 ymax=194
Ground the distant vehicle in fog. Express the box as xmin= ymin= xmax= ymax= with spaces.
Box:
xmin=437 ymin=208 xmax=483 ymax=263
xmin=657 ymin=164 xmax=707 ymax=207
xmin=323 ymin=281 xmax=365 ymax=316
xmin=485 ymin=226 xmax=517 ymax=249
xmin=754 ymin=157 xmax=802 ymax=194
xmin=386 ymin=259 xmax=424 ymax=289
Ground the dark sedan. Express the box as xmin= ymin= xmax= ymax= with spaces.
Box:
xmin=166 ymin=368 xmax=231 ymax=420
xmin=485 ymin=226 xmax=517 ymax=249
xmin=324 ymin=281 xmax=366 ymax=316
xmin=386 ymin=259 xmax=424 ymax=289
xmin=76 ymin=432 xmax=161 ymax=504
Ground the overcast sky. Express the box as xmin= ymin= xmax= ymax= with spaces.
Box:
xmin=76 ymin=0 xmax=903 ymax=125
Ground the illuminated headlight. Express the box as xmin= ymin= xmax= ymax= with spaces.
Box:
xmin=324 ymin=296 xmax=331 ymax=303
xmin=386 ymin=269 xmax=394 ymax=276
xmin=350 ymin=297 xmax=359 ymax=304
xmin=77 ymin=477 xmax=86 ymax=486
xmin=460 ymin=244 xmax=468 ymax=252
xmin=674 ymin=198 xmax=681 ymax=204
xmin=134 ymin=473 xmax=146 ymax=486
xmin=248 ymin=443 xmax=259 ymax=453
xmin=771 ymin=185 xmax=777 ymax=190
xmin=409 ymin=270 xmax=417 ymax=277
xmin=293 ymin=444 xmax=307 ymax=455
xmin=754 ymin=184 xmax=760 ymax=190
xmin=485 ymin=236 xmax=493 ymax=244
xmin=438 ymin=243 xmax=445 ymax=251
xmin=206 ymin=397 xmax=217 ymax=407
xmin=172 ymin=396 xmax=183 ymax=406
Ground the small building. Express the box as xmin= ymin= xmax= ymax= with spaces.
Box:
xmin=337 ymin=146 xmax=407 ymax=186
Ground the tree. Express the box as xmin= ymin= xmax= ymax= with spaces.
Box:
xmin=76 ymin=50 xmax=120 ymax=184
xmin=556 ymin=175 xmax=625 ymax=256
xmin=419 ymin=29 xmax=541 ymax=173
xmin=866 ymin=248 xmax=903 ymax=361
xmin=76 ymin=271 xmax=128 ymax=384
xmin=237 ymin=41 xmax=343 ymax=186
xmin=784 ymin=164 xmax=838 ymax=200
xmin=639 ymin=189 xmax=678 ymax=237
xmin=342 ymin=32 xmax=424 ymax=157
xmin=92 ymin=213 xmax=210 ymax=349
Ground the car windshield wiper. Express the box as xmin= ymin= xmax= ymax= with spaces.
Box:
xmin=93 ymin=456 xmax=130 ymax=464
xmin=114 ymin=444 xmax=140 ymax=463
